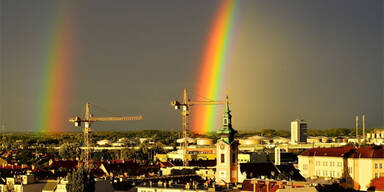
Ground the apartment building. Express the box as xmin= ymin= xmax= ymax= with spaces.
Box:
xmin=298 ymin=146 xmax=384 ymax=191
xmin=298 ymin=146 xmax=353 ymax=179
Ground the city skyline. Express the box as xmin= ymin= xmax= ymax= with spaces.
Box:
xmin=0 ymin=0 xmax=383 ymax=132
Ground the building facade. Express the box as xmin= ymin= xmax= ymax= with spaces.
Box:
xmin=215 ymin=96 xmax=239 ymax=185
xmin=291 ymin=119 xmax=307 ymax=144
xmin=298 ymin=146 xmax=384 ymax=191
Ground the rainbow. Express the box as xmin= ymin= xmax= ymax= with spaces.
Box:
xmin=192 ymin=0 xmax=238 ymax=134
xmin=34 ymin=2 xmax=73 ymax=132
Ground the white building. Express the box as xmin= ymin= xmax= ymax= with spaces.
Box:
xmin=291 ymin=119 xmax=307 ymax=144
xmin=298 ymin=145 xmax=384 ymax=191
xmin=215 ymin=96 xmax=239 ymax=185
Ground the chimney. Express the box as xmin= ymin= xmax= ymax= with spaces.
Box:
xmin=355 ymin=115 xmax=359 ymax=139
xmin=362 ymin=114 xmax=366 ymax=140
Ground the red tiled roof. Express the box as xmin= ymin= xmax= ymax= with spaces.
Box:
xmin=46 ymin=160 xmax=78 ymax=169
xmin=300 ymin=146 xmax=355 ymax=157
xmin=350 ymin=146 xmax=384 ymax=158
xmin=241 ymin=179 xmax=282 ymax=192
xmin=370 ymin=177 xmax=384 ymax=190
xmin=158 ymin=161 xmax=174 ymax=168
xmin=0 ymin=164 xmax=30 ymax=170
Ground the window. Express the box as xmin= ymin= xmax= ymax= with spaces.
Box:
xmin=376 ymin=173 xmax=379 ymax=178
xmin=376 ymin=163 xmax=378 ymax=169
xmin=232 ymin=153 xmax=236 ymax=163
xmin=380 ymin=163 xmax=383 ymax=169
xmin=221 ymin=154 xmax=225 ymax=163
xmin=220 ymin=171 xmax=225 ymax=178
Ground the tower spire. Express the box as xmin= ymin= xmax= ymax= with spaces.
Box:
xmin=217 ymin=95 xmax=236 ymax=143
xmin=215 ymin=95 xmax=239 ymax=185
xmin=224 ymin=95 xmax=230 ymax=113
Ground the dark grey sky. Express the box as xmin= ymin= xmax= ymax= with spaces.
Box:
xmin=0 ymin=0 xmax=383 ymax=132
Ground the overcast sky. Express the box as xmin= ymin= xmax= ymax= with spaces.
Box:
xmin=0 ymin=0 xmax=383 ymax=132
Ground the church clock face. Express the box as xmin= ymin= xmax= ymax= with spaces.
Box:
xmin=220 ymin=144 xmax=225 ymax=149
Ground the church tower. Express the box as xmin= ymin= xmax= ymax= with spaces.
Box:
xmin=215 ymin=96 xmax=238 ymax=185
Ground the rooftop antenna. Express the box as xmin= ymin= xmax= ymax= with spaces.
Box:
xmin=362 ymin=114 xmax=366 ymax=140
xmin=355 ymin=114 xmax=359 ymax=145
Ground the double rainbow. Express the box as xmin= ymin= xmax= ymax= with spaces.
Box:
xmin=34 ymin=3 xmax=74 ymax=132
xmin=193 ymin=0 xmax=238 ymax=134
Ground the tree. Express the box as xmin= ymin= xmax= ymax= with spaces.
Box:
xmin=16 ymin=149 xmax=33 ymax=165
xmin=66 ymin=166 xmax=95 ymax=192
xmin=59 ymin=143 xmax=80 ymax=159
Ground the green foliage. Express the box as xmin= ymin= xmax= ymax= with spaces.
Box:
xmin=66 ymin=166 xmax=95 ymax=192
xmin=16 ymin=149 xmax=33 ymax=165
xmin=170 ymin=168 xmax=195 ymax=175
xmin=92 ymin=150 xmax=113 ymax=161
xmin=237 ymin=129 xmax=290 ymax=138
xmin=59 ymin=143 xmax=80 ymax=159
xmin=308 ymin=128 xmax=356 ymax=137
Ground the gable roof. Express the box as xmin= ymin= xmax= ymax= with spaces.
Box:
xmin=241 ymin=179 xmax=281 ymax=192
xmin=350 ymin=146 xmax=384 ymax=158
xmin=299 ymin=146 xmax=355 ymax=157
xmin=46 ymin=160 xmax=78 ymax=170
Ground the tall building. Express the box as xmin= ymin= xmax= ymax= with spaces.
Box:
xmin=291 ymin=119 xmax=307 ymax=143
xmin=215 ymin=96 xmax=239 ymax=185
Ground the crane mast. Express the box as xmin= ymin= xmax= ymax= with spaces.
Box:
xmin=69 ymin=102 xmax=142 ymax=170
xmin=171 ymin=88 xmax=227 ymax=166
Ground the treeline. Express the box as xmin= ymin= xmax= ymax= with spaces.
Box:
xmin=2 ymin=127 xmax=382 ymax=144
xmin=307 ymin=127 xmax=376 ymax=137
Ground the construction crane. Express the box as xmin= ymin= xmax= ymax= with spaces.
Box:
xmin=69 ymin=102 xmax=142 ymax=169
xmin=171 ymin=88 xmax=227 ymax=166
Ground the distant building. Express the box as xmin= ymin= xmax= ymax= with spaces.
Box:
xmin=238 ymin=152 xmax=268 ymax=164
xmin=96 ymin=139 xmax=111 ymax=146
xmin=291 ymin=119 xmax=307 ymax=144
xmin=367 ymin=130 xmax=384 ymax=145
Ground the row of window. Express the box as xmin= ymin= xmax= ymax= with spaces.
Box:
xmin=315 ymin=161 xmax=342 ymax=167
xmin=375 ymin=163 xmax=384 ymax=169
xmin=315 ymin=170 xmax=341 ymax=177
xmin=375 ymin=172 xmax=384 ymax=178
xmin=220 ymin=153 xmax=237 ymax=164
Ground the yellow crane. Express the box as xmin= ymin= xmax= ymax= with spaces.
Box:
xmin=171 ymin=88 xmax=227 ymax=166
xmin=69 ymin=102 xmax=142 ymax=169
